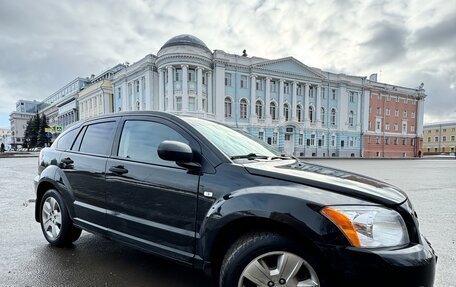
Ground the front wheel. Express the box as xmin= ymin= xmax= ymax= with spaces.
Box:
xmin=220 ymin=232 xmax=325 ymax=287
xmin=40 ymin=189 xmax=82 ymax=247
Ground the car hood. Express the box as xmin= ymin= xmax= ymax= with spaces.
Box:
xmin=243 ymin=159 xmax=407 ymax=206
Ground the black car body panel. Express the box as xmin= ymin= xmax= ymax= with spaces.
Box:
xmin=34 ymin=111 xmax=436 ymax=286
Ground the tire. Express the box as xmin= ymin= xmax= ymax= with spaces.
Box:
xmin=220 ymin=232 xmax=327 ymax=287
xmin=40 ymin=189 xmax=82 ymax=247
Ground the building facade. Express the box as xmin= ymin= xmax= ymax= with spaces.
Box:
xmin=8 ymin=111 xmax=35 ymax=149
xmin=363 ymin=82 xmax=425 ymax=158
xmin=11 ymin=34 xmax=426 ymax=157
xmin=423 ymin=122 xmax=456 ymax=155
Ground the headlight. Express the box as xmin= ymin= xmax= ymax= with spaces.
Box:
xmin=321 ymin=205 xmax=409 ymax=248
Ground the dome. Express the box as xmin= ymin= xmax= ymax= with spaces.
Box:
xmin=159 ymin=34 xmax=211 ymax=53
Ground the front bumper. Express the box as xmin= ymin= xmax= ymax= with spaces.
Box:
xmin=319 ymin=235 xmax=436 ymax=287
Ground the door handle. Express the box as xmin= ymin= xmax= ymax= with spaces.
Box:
xmin=61 ymin=157 xmax=74 ymax=164
xmin=109 ymin=165 xmax=128 ymax=175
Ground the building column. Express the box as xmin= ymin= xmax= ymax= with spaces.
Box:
xmin=144 ymin=70 xmax=152 ymax=110
xmin=167 ymin=66 xmax=173 ymax=112
xmin=304 ymin=83 xmax=310 ymax=124
xmin=316 ymin=84 xmax=321 ymax=128
xmin=279 ymin=80 xmax=284 ymax=121
xmin=417 ymin=98 xmax=425 ymax=136
xmin=214 ymin=64 xmax=225 ymax=122
xmin=182 ymin=65 xmax=188 ymax=112
xmin=122 ymin=82 xmax=128 ymax=112
xmin=356 ymin=92 xmax=361 ymax=129
xmin=197 ymin=67 xmax=203 ymax=112
xmin=339 ymin=85 xmax=348 ymax=130
xmin=292 ymin=81 xmax=298 ymax=121
xmin=158 ymin=69 xmax=164 ymax=111
xmin=250 ymin=75 xmax=257 ymax=123
xmin=207 ymin=71 xmax=213 ymax=114
xmin=265 ymin=77 xmax=271 ymax=123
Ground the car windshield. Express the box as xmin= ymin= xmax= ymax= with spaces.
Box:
xmin=182 ymin=117 xmax=281 ymax=159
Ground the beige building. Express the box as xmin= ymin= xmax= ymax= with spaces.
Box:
xmin=78 ymin=80 xmax=114 ymax=120
xmin=9 ymin=111 xmax=35 ymax=149
xmin=423 ymin=122 xmax=456 ymax=155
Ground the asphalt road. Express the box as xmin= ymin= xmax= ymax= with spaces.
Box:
xmin=0 ymin=157 xmax=454 ymax=286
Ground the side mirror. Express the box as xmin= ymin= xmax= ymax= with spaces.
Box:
xmin=158 ymin=140 xmax=193 ymax=162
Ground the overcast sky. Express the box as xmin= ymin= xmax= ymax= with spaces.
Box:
xmin=1 ymin=0 xmax=455 ymax=127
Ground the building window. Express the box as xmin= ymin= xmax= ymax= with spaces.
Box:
xmin=395 ymin=109 xmax=399 ymax=117
xmin=272 ymin=132 xmax=278 ymax=145
xmin=321 ymin=107 xmax=325 ymax=125
xmin=396 ymin=96 xmax=399 ymax=103
xmin=188 ymin=72 xmax=193 ymax=82
xmin=255 ymin=100 xmax=263 ymax=119
xmin=349 ymin=91 xmax=355 ymax=103
xmin=330 ymin=108 xmax=336 ymax=125
xmin=385 ymin=137 xmax=390 ymax=145
xmin=403 ymin=138 xmax=407 ymax=145
xmin=256 ymin=79 xmax=263 ymax=91
xmin=332 ymin=89 xmax=336 ymax=100
xmin=442 ymin=136 xmax=447 ymax=142
xmin=411 ymin=112 xmax=415 ymax=118
xmin=224 ymin=97 xmax=232 ymax=118
xmin=175 ymin=69 xmax=180 ymax=81
xmin=240 ymin=98 xmax=248 ymax=119
xmin=188 ymin=97 xmax=195 ymax=111
xmin=331 ymin=135 xmax=336 ymax=147
xmin=284 ymin=83 xmax=290 ymax=94
xmin=386 ymin=95 xmax=391 ymax=101
xmin=297 ymin=105 xmax=302 ymax=122
xmin=386 ymin=108 xmax=390 ymax=116
xmin=368 ymin=136 xmax=371 ymax=144
xmin=225 ymin=73 xmax=232 ymax=86
xmin=270 ymin=102 xmax=277 ymax=120
xmin=309 ymin=86 xmax=314 ymax=97
xmin=321 ymin=87 xmax=326 ymax=99
xmin=394 ymin=137 xmax=398 ymax=145
xmin=403 ymin=123 xmax=407 ymax=133
xmin=377 ymin=107 xmax=381 ymax=115
xmin=322 ymin=135 xmax=326 ymax=146
xmin=451 ymin=135 xmax=455 ymax=141
xmin=403 ymin=111 xmax=407 ymax=118
xmin=284 ymin=103 xmax=289 ymax=121
xmin=411 ymin=126 xmax=415 ymax=132
xmin=376 ymin=136 xmax=380 ymax=144
xmin=240 ymin=75 xmax=247 ymax=89
xmin=176 ymin=97 xmax=182 ymax=111
xmin=310 ymin=134 xmax=316 ymax=146
xmin=427 ymin=137 xmax=431 ymax=142
xmin=340 ymin=140 xmax=345 ymax=149
xmin=258 ymin=131 xmax=264 ymax=141
xmin=411 ymin=138 xmax=415 ymax=146
xmin=376 ymin=119 xmax=382 ymax=131
xmin=270 ymin=81 xmax=276 ymax=93
xmin=298 ymin=134 xmax=303 ymax=145
xmin=394 ymin=123 xmax=398 ymax=131
xmin=434 ymin=136 xmax=439 ymax=142
xmin=385 ymin=123 xmax=390 ymax=130
xmin=349 ymin=137 xmax=354 ymax=147
xmin=348 ymin=111 xmax=354 ymax=127
xmin=308 ymin=106 xmax=314 ymax=123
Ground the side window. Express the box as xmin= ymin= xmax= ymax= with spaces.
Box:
xmin=79 ymin=122 xmax=117 ymax=156
xmin=55 ymin=129 xmax=78 ymax=151
xmin=71 ymin=126 xmax=86 ymax=151
xmin=118 ymin=120 xmax=188 ymax=166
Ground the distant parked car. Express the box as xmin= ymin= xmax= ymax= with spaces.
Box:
xmin=34 ymin=112 xmax=436 ymax=287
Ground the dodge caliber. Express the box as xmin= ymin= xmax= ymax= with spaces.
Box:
xmin=34 ymin=112 xmax=436 ymax=286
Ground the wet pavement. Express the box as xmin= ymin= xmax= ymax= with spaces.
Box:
xmin=0 ymin=157 xmax=454 ymax=286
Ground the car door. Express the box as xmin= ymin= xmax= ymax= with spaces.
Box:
xmin=105 ymin=116 xmax=201 ymax=263
xmin=59 ymin=119 xmax=118 ymax=231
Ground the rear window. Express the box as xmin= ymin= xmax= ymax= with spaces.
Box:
xmin=55 ymin=129 xmax=78 ymax=151
xmin=79 ymin=122 xmax=117 ymax=156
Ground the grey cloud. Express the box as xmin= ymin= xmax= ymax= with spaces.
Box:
xmin=412 ymin=13 xmax=456 ymax=49
xmin=360 ymin=21 xmax=409 ymax=65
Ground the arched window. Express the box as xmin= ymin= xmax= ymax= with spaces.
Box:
xmin=330 ymin=108 xmax=336 ymax=125
xmin=270 ymin=102 xmax=277 ymax=120
xmin=224 ymin=97 xmax=232 ymax=118
xmin=321 ymin=107 xmax=325 ymax=124
xmin=349 ymin=110 xmax=354 ymax=127
xmin=255 ymin=100 xmax=263 ymax=119
xmin=240 ymin=98 xmax=248 ymax=119
xmin=309 ymin=106 xmax=314 ymax=123
xmin=297 ymin=105 xmax=302 ymax=122
xmin=284 ymin=103 xmax=289 ymax=121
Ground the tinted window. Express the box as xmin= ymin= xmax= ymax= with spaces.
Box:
xmin=71 ymin=126 xmax=86 ymax=151
xmin=118 ymin=120 xmax=188 ymax=166
xmin=55 ymin=129 xmax=78 ymax=151
xmin=79 ymin=122 xmax=117 ymax=156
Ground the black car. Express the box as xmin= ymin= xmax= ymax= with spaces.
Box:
xmin=34 ymin=112 xmax=436 ymax=287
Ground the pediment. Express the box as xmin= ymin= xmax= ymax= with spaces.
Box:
xmin=253 ymin=57 xmax=324 ymax=79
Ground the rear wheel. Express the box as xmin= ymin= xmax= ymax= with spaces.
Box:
xmin=220 ymin=232 xmax=325 ymax=287
xmin=40 ymin=189 xmax=82 ymax=246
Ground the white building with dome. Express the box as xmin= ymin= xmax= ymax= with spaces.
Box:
xmin=110 ymin=34 xmax=371 ymax=157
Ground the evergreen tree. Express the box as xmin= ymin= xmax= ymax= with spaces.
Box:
xmin=24 ymin=118 xmax=32 ymax=148
xmin=28 ymin=113 xmax=40 ymax=147
xmin=38 ymin=114 xmax=49 ymax=147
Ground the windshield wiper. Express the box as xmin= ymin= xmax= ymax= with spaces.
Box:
xmin=230 ymin=153 xmax=269 ymax=160
xmin=270 ymin=155 xmax=292 ymax=160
